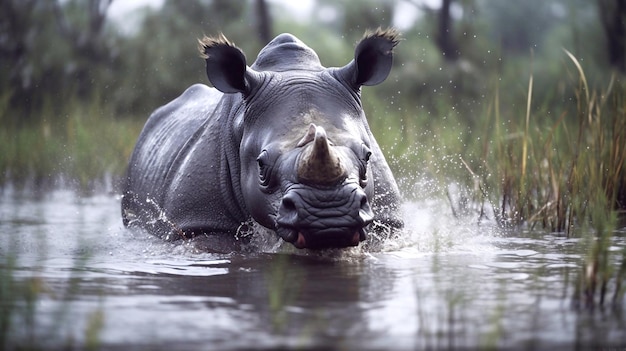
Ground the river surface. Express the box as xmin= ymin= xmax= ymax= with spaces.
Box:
xmin=1 ymin=187 xmax=625 ymax=350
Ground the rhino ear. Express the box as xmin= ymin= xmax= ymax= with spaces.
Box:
xmin=338 ymin=28 xmax=400 ymax=87
xmin=198 ymin=34 xmax=259 ymax=94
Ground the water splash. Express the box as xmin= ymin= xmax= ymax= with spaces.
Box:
xmin=122 ymin=178 xmax=499 ymax=257
xmin=398 ymin=199 xmax=498 ymax=255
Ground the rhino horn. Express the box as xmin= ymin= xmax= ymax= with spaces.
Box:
xmin=297 ymin=125 xmax=346 ymax=185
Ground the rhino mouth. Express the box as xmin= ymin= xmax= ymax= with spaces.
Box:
xmin=277 ymin=226 xmax=368 ymax=249
xmin=274 ymin=182 xmax=373 ymax=250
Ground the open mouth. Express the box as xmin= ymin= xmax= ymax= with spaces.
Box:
xmin=277 ymin=226 xmax=368 ymax=249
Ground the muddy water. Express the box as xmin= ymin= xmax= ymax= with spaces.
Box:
xmin=1 ymin=188 xmax=625 ymax=350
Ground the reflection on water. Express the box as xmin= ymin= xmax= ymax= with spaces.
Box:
xmin=1 ymin=188 xmax=625 ymax=350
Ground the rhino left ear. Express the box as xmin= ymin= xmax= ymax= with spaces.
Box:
xmin=198 ymin=34 xmax=259 ymax=95
xmin=338 ymin=28 xmax=400 ymax=87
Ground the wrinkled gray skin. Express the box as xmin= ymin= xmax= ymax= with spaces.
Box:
xmin=122 ymin=30 xmax=403 ymax=251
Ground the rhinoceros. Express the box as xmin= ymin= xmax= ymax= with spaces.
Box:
xmin=121 ymin=29 xmax=403 ymax=251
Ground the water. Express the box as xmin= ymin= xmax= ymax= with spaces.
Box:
xmin=1 ymin=188 xmax=625 ymax=350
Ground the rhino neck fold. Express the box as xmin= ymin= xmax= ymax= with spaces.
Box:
xmin=217 ymin=94 xmax=249 ymax=223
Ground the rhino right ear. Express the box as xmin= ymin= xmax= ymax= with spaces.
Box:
xmin=198 ymin=34 xmax=259 ymax=95
xmin=337 ymin=28 xmax=400 ymax=88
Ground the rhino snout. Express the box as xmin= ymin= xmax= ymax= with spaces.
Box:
xmin=275 ymin=182 xmax=374 ymax=249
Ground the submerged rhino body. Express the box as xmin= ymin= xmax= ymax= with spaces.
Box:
xmin=122 ymin=29 xmax=403 ymax=250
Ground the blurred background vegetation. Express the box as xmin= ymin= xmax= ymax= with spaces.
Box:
xmin=1 ymin=0 xmax=625 ymax=309
xmin=1 ymin=0 xmax=624 ymax=216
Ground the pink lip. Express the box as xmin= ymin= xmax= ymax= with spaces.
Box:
xmin=351 ymin=231 xmax=360 ymax=246
xmin=294 ymin=232 xmax=307 ymax=249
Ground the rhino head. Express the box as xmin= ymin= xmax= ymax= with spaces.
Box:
xmin=199 ymin=29 xmax=399 ymax=249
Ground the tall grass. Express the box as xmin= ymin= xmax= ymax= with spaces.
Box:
xmin=477 ymin=51 xmax=625 ymax=307
xmin=487 ymin=52 xmax=624 ymax=231
xmin=368 ymin=49 xmax=625 ymax=307
xmin=0 ymin=92 xmax=144 ymax=193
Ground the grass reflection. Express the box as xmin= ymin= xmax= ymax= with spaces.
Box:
xmin=0 ymin=237 xmax=104 ymax=349
xmin=266 ymin=253 xmax=302 ymax=334
xmin=0 ymin=96 xmax=143 ymax=193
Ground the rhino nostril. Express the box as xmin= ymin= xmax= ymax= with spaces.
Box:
xmin=357 ymin=191 xmax=370 ymax=211
xmin=357 ymin=192 xmax=374 ymax=225
xmin=281 ymin=197 xmax=297 ymax=212
xmin=277 ymin=195 xmax=299 ymax=228
xmin=360 ymin=195 xmax=368 ymax=208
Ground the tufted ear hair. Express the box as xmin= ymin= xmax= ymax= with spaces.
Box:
xmin=337 ymin=28 xmax=400 ymax=88
xmin=198 ymin=34 xmax=260 ymax=95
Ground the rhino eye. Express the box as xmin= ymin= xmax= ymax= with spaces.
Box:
xmin=364 ymin=150 xmax=372 ymax=163
xmin=256 ymin=150 xmax=272 ymax=187
xmin=361 ymin=144 xmax=372 ymax=163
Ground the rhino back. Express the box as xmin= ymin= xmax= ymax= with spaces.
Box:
xmin=125 ymin=85 xmax=217 ymax=195
xmin=123 ymin=84 xmax=245 ymax=236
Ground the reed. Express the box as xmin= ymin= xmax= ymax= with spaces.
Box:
xmin=0 ymin=94 xmax=144 ymax=193
xmin=379 ymin=49 xmax=625 ymax=307
xmin=480 ymin=51 xmax=625 ymax=307
xmin=0 ymin=249 xmax=105 ymax=349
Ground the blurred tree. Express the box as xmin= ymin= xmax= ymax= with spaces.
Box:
xmin=402 ymin=0 xmax=479 ymax=62
xmin=0 ymin=0 xmax=39 ymax=108
xmin=256 ymin=0 xmax=273 ymax=44
xmin=315 ymin=0 xmax=395 ymax=42
xmin=479 ymin=0 xmax=558 ymax=54
xmin=51 ymin=0 xmax=114 ymax=98
xmin=436 ymin=0 xmax=459 ymax=61
xmin=597 ymin=0 xmax=626 ymax=72
xmin=0 ymin=0 xmax=115 ymax=115
xmin=0 ymin=0 xmax=270 ymax=118
xmin=113 ymin=0 xmax=255 ymax=115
